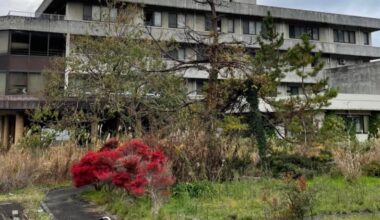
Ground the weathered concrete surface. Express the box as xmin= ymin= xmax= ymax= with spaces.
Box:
xmin=0 ymin=16 xmax=379 ymax=58
xmin=0 ymin=201 xmax=24 ymax=220
xmin=42 ymin=187 xmax=115 ymax=220
xmin=325 ymin=61 xmax=380 ymax=95
xmin=36 ymin=0 xmax=380 ymax=30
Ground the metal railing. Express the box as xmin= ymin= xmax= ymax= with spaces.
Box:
xmin=7 ymin=11 xmax=65 ymax=21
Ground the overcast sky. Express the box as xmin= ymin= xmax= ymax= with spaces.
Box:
xmin=0 ymin=0 xmax=380 ymax=45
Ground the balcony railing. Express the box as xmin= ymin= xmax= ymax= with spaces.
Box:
xmin=7 ymin=11 xmax=65 ymax=21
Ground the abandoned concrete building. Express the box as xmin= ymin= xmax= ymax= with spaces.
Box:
xmin=1 ymin=0 xmax=380 ymax=147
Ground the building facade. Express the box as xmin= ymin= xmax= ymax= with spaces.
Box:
xmin=1 ymin=0 xmax=380 ymax=146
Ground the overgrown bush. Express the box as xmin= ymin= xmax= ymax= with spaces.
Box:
xmin=71 ymin=139 xmax=175 ymax=214
xmin=0 ymin=143 xmax=86 ymax=192
xmin=332 ymin=140 xmax=380 ymax=181
xmin=282 ymin=175 xmax=315 ymax=219
xmin=363 ymin=161 xmax=380 ymax=177
xmin=266 ymin=154 xmax=332 ymax=178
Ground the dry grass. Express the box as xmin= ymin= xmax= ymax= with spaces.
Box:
xmin=0 ymin=143 xmax=87 ymax=192
xmin=332 ymin=139 xmax=380 ymax=181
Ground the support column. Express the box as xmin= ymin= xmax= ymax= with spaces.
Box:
xmin=0 ymin=116 xmax=3 ymax=148
xmin=14 ymin=113 xmax=24 ymax=145
xmin=90 ymin=121 xmax=98 ymax=144
xmin=2 ymin=116 xmax=9 ymax=148
xmin=64 ymin=33 xmax=71 ymax=89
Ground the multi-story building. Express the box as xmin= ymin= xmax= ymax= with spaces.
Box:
xmin=1 ymin=0 xmax=380 ymax=147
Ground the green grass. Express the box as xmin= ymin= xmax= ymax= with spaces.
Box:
xmin=82 ymin=176 xmax=380 ymax=220
xmin=0 ymin=182 xmax=70 ymax=220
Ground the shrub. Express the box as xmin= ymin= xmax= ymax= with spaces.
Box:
xmin=332 ymin=140 xmax=380 ymax=181
xmin=266 ymin=154 xmax=332 ymax=178
xmin=71 ymin=139 xmax=175 ymax=214
xmin=363 ymin=162 xmax=380 ymax=177
xmin=282 ymin=175 xmax=315 ymax=219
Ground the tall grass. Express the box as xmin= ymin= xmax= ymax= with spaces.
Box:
xmin=0 ymin=143 xmax=87 ymax=192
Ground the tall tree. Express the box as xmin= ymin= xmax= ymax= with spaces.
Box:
xmin=37 ymin=4 xmax=187 ymax=141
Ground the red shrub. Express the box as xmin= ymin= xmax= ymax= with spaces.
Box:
xmin=70 ymin=139 xmax=175 ymax=198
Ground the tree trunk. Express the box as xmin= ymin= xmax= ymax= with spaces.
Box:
xmin=245 ymin=80 xmax=267 ymax=160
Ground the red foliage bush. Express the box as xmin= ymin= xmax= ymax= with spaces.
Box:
xmin=71 ymin=139 xmax=175 ymax=197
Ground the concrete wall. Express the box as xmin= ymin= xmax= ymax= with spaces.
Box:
xmin=325 ymin=61 xmax=380 ymax=95
xmin=0 ymin=31 xmax=8 ymax=54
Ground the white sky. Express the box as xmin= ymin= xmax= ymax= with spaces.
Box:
xmin=0 ymin=0 xmax=379 ymax=46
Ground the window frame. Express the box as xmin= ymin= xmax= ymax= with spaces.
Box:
xmin=333 ymin=29 xmax=356 ymax=44
xmin=289 ymin=24 xmax=319 ymax=40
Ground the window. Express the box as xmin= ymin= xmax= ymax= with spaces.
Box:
xmin=145 ymin=11 xmax=161 ymax=26
xmin=289 ymin=25 xmax=319 ymax=40
xmin=11 ymin=31 xmax=29 ymax=55
xmin=287 ymin=85 xmax=299 ymax=96
xmin=364 ymin=32 xmax=370 ymax=45
xmin=345 ymin=115 xmax=368 ymax=134
xmin=7 ymin=72 xmax=28 ymax=95
xmin=187 ymin=79 xmax=206 ymax=96
xmin=178 ymin=14 xmax=186 ymax=28
xmin=205 ymin=15 xmax=212 ymax=31
xmin=168 ymin=13 xmax=177 ymax=28
xmin=166 ymin=48 xmax=186 ymax=61
xmin=83 ymin=5 xmax=92 ymax=21
xmin=334 ymin=29 xmax=355 ymax=44
xmin=49 ymin=33 xmax=66 ymax=56
xmin=10 ymin=31 xmax=65 ymax=57
xmin=30 ymin=32 xmax=48 ymax=56
xmin=243 ymin=20 xmax=261 ymax=35
xmin=227 ymin=18 xmax=234 ymax=33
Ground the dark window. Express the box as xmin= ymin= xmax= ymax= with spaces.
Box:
xmin=289 ymin=24 xmax=319 ymax=40
xmin=168 ymin=13 xmax=177 ymax=28
xmin=83 ymin=5 xmax=92 ymax=20
xmin=205 ymin=15 xmax=212 ymax=31
xmin=364 ymin=32 xmax=370 ymax=45
xmin=338 ymin=58 xmax=346 ymax=65
xmin=7 ymin=72 xmax=28 ymax=95
xmin=11 ymin=31 xmax=29 ymax=55
xmin=345 ymin=116 xmax=365 ymax=134
xmin=49 ymin=33 xmax=66 ymax=56
xmin=242 ymin=20 xmax=250 ymax=34
xmin=334 ymin=29 xmax=356 ymax=44
xmin=287 ymin=86 xmax=299 ymax=96
xmin=145 ymin=11 xmax=154 ymax=26
xmin=145 ymin=11 xmax=161 ymax=26
xmin=227 ymin=18 xmax=234 ymax=33
xmin=30 ymin=32 xmax=48 ymax=56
